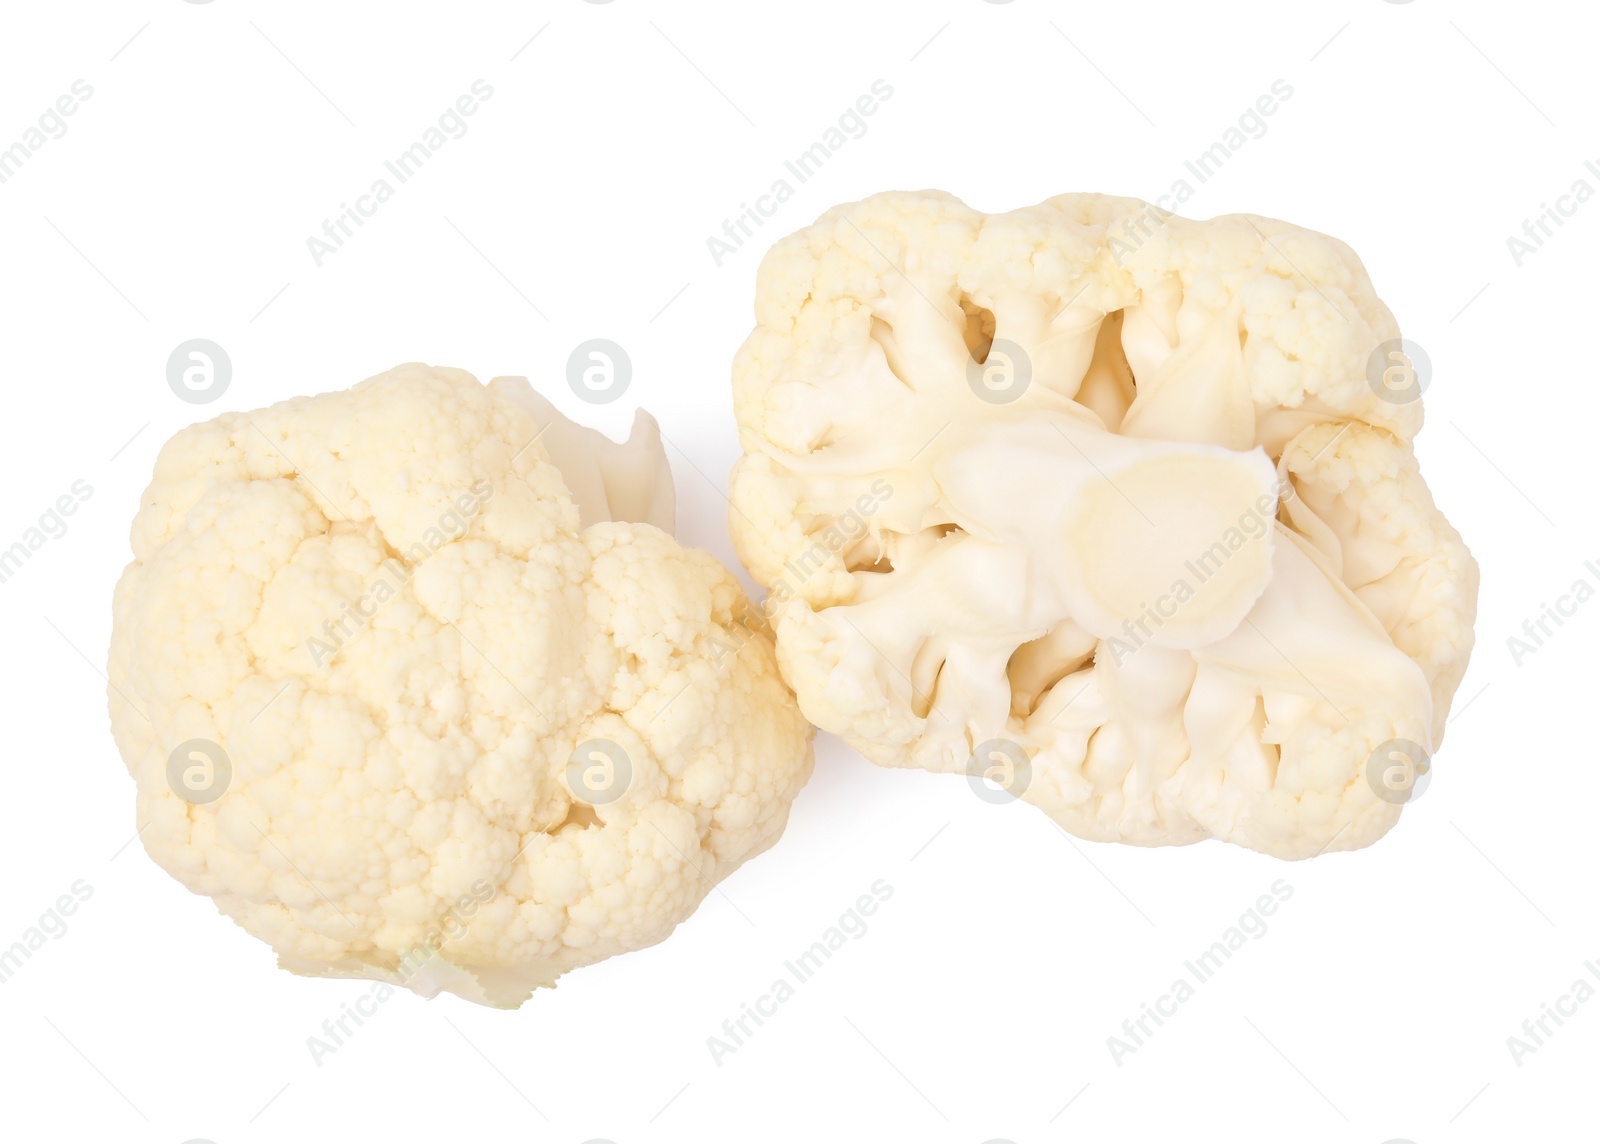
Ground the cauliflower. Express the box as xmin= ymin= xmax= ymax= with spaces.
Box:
xmin=109 ymin=364 xmax=813 ymax=1007
xmin=727 ymin=190 xmax=1477 ymax=859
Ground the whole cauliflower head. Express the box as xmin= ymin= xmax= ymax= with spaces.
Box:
xmin=728 ymin=191 xmax=1477 ymax=860
xmin=109 ymin=364 xmax=813 ymax=1006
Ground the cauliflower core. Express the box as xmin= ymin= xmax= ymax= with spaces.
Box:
xmin=728 ymin=191 xmax=1478 ymax=859
xmin=109 ymin=365 xmax=813 ymax=1006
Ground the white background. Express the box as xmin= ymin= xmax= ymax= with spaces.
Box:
xmin=0 ymin=1 xmax=1591 ymax=1141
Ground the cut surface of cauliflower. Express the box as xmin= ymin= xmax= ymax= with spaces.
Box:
xmin=728 ymin=191 xmax=1477 ymax=859
xmin=109 ymin=364 xmax=813 ymax=1006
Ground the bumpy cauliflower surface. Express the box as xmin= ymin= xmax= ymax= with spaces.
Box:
xmin=110 ymin=364 xmax=813 ymax=1006
xmin=728 ymin=191 xmax=1477 ymax=859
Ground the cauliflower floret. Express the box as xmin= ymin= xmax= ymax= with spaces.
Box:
xmin=728 ymin=191 xmax=1477 ymax=860
xmin=109 ymin=364 xmax=813 ymax=1006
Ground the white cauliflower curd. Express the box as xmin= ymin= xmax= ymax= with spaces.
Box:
xmin=109 ymin=364 xmax=813 ymax=1006
xmin=728 ymin=191 xmax=1477 ymax=860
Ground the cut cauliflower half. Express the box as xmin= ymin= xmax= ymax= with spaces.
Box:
xmin=728 ymin=191 xmax=1477 ymax=860
xmin=109 ymin=364 xmax=813 ymax=1007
